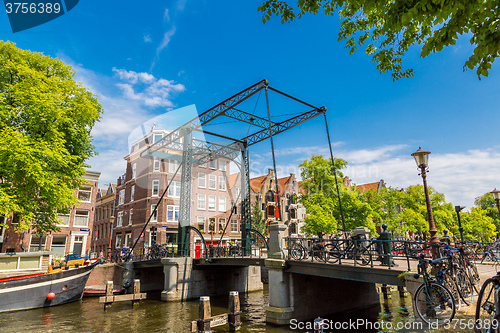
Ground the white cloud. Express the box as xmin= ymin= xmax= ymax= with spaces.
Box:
xmin=156 ymin=27 xmax=176 ymax=59
xmin=87 ymin=149 xmax=127 ymax=187
xmin=113 ymin=68 xmax=185 ymax=108
xmin=164 ymin=9 xmax=170 ymax=22
xmin=143 ymin=34 xmax=152 ymax=43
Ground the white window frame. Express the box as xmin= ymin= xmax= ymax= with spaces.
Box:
xmin=74 ymin=210 xmax=89 ymax=227
xmin=219 ymin=197 xmax=226 ymax=212
xmin=198 ymin=194 xmax=206 ymax=210
xmin=169 ymin=160 xmax=182 ymax=174
xmin=132 ymin=163 xmax=136 ymax=179
xmin=219 ymin=160 xmax=226 ymax=171
xmin=208 ymin=175 xmax=216 ymax=190
xmin=167 ymin=205 xmax=179 ymax=222
xmin=197 ymin=216 xmax=206 ymax=232
xmin=153 ymin=158 xmax=161 ymax=172
xmin=78 ymin=185 xmax=92 ymax=203
xmin=129 ymin=209 xmax=133 ymax=225
xmin=231 ymin=219 xmax=238 ymax=232
xmin=208 ymin=196 xmax=216 ymax=211
xmin=152 ymin=179 xmax=160 ymax=197
xmin=119 ymin=189 xmax=125 ymax=205
xmin=168 ymin=181 xmax=181 ymax=198
xmin=218 ymin=218 xmax=226 ymax=233
xmin=117 ymin=211 xmax=123 ymax=227
xmin=209 ymin=159 xmax=216 ymax=169
xmin=219 ymin=176 xmax=226 ymax=191
xmin=198 ymin=173 xmax=206 ymax=188
xmin=150 ymin=205 xmax=158 ymax=222
xmin=131 ymin=185 xmax=135 ymax=202
xmin=57 ymin=213 xmax=70 ymax=227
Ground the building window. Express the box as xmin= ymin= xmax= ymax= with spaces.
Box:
xmin=290 ymin=223 xmax=297 ymax=235
xmin=74 ymin=210 xmax=89 ymax=227
xmin=51 ymin=235 xmax=67 ymax=257
xmin=219 ymin=176 xmax=226 ymax=191
xmin=129 ymin=209 xmax=133 ymax=225
xmin=231 ymin=219 xmax=238 ymax=232
xmin=154 ymin=133 xmax=163 ymax=143
xmin=167 ymin=205 xmax=179 ymax=222
xmin=125 ymin=233 xmax=132 ymax=247
xmin=153 ymin=158 xmax=161 ymax=172
xmin=78 ymin=185 xmax=92 ymax=202
xmin=209 ymin=159 xmax=216 ymax=169
xmin=119 ymin=189 xmax=125 ymax=205
xmin=168 ymin=181 xmax=181 ymax=198
xmin=152 ymin=179 xmax=160 ymax=197
xmin=11 ymin=213 xmax=20 ymax=225
xmin=208 ymin=218 xmax=216 ymax=233
xmin=268 ymin=205 xmax=275 ymax=217
xmin=198 ymin=194 xmax=206 ymax=210
xmin=208 ymin=175 xmax=216 ymax=190
xmin=219 ymin=197 xmax=226 ymax=212
xmin=115 ymin=234 xmax=121 ymax=248
xmin=208 ymin=196 xmax=216 ymax=211
xmin=218 ymin=218 xmax=226 ymax=233
xmin=131 ymin=185 xmax=135 ymax=202
xmin=57 ymin=214 xmax=70 ymax=226
xmin=132 ymin=163 xmax=136 ymax=179
xmin=73 ymin=236 xmax=84 ymax=255
xmin=219 ymin=160 xmax=226 ymax=171
xmin=117 ymin=211 xmax=123 ymax=227
xmin=169 ymin=160 xmax=182 ymax=174
xmin=29 ymin=235 xmax=46 ymax=252
xmin=150 ymin=205 xmax=158 ymax=222
xmin=290 ymin=208 xmax=296 ymax=219
xmin=197 ymin=217 xmax=205 ymax=232
xmin=198 ymin=173 xmax=206 ymax=188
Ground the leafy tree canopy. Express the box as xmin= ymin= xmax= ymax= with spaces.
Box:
xmin=251 ymin=201 xmax=267 ymax=236
xmin=460 ymin=207 xmax=496 ymax=242
xmin=258 ymin=0 xmax=499 ymax=80
xmin=0 ymin=41 xmax=102 ymax=233
xmin=474 ymin=191 xmax=500 ymax=231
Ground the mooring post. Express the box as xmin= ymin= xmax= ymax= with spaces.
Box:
xmin=398 ymin=285 xmax=407 ymax=298
xmin=197 ymin=296 xmax=212 ymax=333
xmin=104 ymin=281 xmax=113 ymax=309
xmin=228 ymin=291 xmax=241 ymax=331
xmin=132 ymin=279 xmax=140 ymax=306
xmin=381 ymin=284 xmax=391 ymax=299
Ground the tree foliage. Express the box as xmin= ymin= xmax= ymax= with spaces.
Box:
xmin=474 ymin=191 xmax=500 ymax=231
xmin=251 ymin=201 xmax=267 ymax=236
xmin=258 ymin=0 xmax=499 ymax=80
xmin=459 ymin=207 xmax=496 ymax=242
xmin=0 ymin=41 xmax=102 ymax=233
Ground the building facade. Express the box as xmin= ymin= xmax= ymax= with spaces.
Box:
xmin=92 ymin=184 xmax=116 ymax=258
xmin=0 ymin=171 xmax=100 ymax=258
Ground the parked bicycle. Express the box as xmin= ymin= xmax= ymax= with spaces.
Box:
xmin=147 ymin=243 xmax=171 ymax=260
xmin=324 ymin=235 xmax=372 ymax=266
xmin=290 ymin=238 xmax=329 ymax=262
xmin=413 ymin=253 xmax=456 ymax=326
xmin=475 ymin=271 xmax=500 ymax=333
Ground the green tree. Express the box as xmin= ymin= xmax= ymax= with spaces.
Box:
xmin=258 ymin=0 xmax=499 ymax=80
xmin=460 ymin=207 xmax=496 ymax=242
xmin=251 ymin=201 xmax=267 ymax=236
xmin=474 ymin=192 xmax=500 ymax=231
xmin=0 ymin=41 xmax=102 ymax=233
xmin=299 ymin=155 xmax=375 ymax=237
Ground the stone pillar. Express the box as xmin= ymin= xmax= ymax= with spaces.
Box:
xmin=265 ymin=258 xmax=293 ymax=325
xmin=228 ymin=291 xmax=241 ymax=331
xmin=161 ymin=258 xmax=179 ymax=301
xmin=268 ymin=221 xmax=287 ymax=259
xmin=197 ymin=296 xmax=212 ymax=333
xmin=266 ymin=221 xmax=293 ymax=325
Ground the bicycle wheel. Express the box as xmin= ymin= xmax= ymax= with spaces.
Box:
xmin=456 ymin=267 xmax=474 ymax=306
xmin=443 ymin=274 xmax=462 ymax=311
xmin=355 ymin=246 xmax=372 ymax=266
xmin=414 ymin=282 xmax=456 ymax=326
xmin=324 ymin=243 xmax=340 ymax=264
xmin=475 ymin=278 xmax=500 ymax=333
xmin=290 ymin=244 xmax=304 ymax=260
xmin=312 ymin=244 xmax=327 ymax=262
xmin=467 ymin=261 xmax=481 ymax=294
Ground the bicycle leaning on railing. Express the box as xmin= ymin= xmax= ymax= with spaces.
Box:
xmin=413 ymin=253 xmax=456 ymax=326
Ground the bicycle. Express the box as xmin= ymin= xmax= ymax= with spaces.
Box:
xmin=324 ymin=236 xmax=372 ymax=266
xmin=475 ymin=271 xmax=500 ymax=333
xmin=413 ymin=254 xmax=456 ymax=326
xmin=290 ymin=239 xmax=329 ymax=262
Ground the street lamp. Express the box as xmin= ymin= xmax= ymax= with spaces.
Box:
xmin=411 ymin=147 xmax=439 ymax=259
xmin=454 ymin=205 xmax=466 ymax=243
xmin=491 ymin=188 xmax=500 ymax=216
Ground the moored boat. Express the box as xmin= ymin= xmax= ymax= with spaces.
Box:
xmin=0 ymin=261 xmax=96 ymax=313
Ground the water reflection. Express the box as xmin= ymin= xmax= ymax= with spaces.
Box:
xmin=0 ymin=285 xmax=417 ymax=333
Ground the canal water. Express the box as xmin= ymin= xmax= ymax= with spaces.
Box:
xmin=0 ymin=285 xmax=417 ymax=333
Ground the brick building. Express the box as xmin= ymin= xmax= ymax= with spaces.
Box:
xmin=92 ymin=184 xmax=116 ymax=258
xmin=0 ymin=171 xmax=100 ymax=258
xmin=112 ymin=128 xmax=238 ymax=256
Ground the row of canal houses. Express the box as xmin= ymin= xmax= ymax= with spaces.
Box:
xmin=0 ymin=128 xmax=310 ymax=260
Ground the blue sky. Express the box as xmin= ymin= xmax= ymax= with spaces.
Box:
xmin=2 ymin=0 xmax=500 ymax=209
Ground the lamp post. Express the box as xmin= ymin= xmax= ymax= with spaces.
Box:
xmin=454 ymin=205 xmax=466 ymax=243
xmin=491 ymin=189 xmax=500 ymax=216
xmin=411 ymin=147 xmax=439 ymax=259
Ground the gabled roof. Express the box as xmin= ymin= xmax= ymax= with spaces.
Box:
xmin=228 ymin=173 xmax=240 ymax=189
xmin=355 ymin=180 xmax=385 ymax=193
xmin=249 ymin=175 xmax=267 ymax=193
xmin=277 ymin=175 xmax=293 ymax=197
